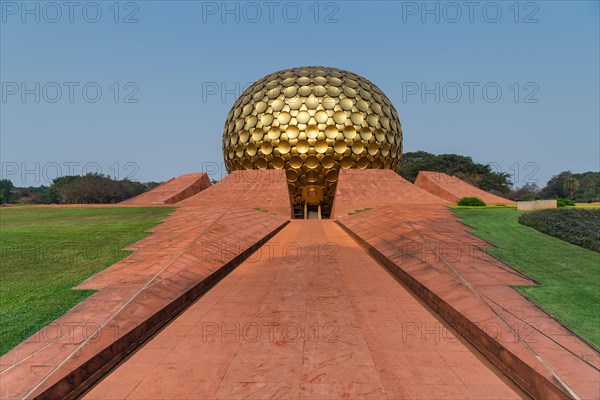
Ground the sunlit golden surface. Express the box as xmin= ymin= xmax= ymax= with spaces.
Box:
xmin=222 ymin=66 xmax=402 ymax=212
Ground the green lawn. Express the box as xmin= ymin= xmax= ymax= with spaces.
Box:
xmin=453 ymin=207 xmax=600 ymax=348
xmin=0 ymin=206 xmax=174 ymax=355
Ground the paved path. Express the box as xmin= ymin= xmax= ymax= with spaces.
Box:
xmin=0 ymin=171 xmax=292 ymax=399
xmin=333 ymin=169 xmax=599 ymax=399
xmin=84 ymin=220 xmax=524 ymax=399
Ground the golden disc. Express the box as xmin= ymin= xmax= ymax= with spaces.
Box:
xmin=272 ymin=157 xmax=285 ymax=169
xmin=289 ymin=155 xmax=303 ymax=169
xmin=305 ymin=155 xmax=320 ymax=169
xmin=285 ymin=125 xmax=300 ymax=139
xmin=261 ymin=142 xmax=273 ymax=155
xmin=252 ymin=128 xmax=264 ymax=142
xmin=305 ymin=96 xmax=319 ymax=109
xmin=306 ymin=125 xmax=319 ymax=139
xmin=315 ymin=110 xmax=328 ymax=124
xmin=333 ymin=111 xmax=347 ymax=124
xmin=286 ymin=169 xmax=298 ymax=182
xmin=255 ymin=157 xmax=268 ymax=169
xmin=296 ymin=140 xmax=310 ymax=154
xmin=246 ymin=143 xmax=257 ymax=156
xmin=352 ymin=141 xmax=365 ymax=155
xmin=238 ymin=130 xmax=250 ymax=143
xmin=306 ymin=169 xmax=319 ymax=182
xmin=272 ymin=99 xmax=285 ymax=112
xmin=325 ymin=125 xmax=338 ymax=139
xmin=296 ymin=111 xmax=310 ymax=124
xmin=268 ymin=127 xmax=281 ymax=140
xmin=357 ymin=157 xmax=370 ymax=169
xmin=333 ymin=140 xmax=347 ymax=154
xmin=314 ymin=140 xmax=328 ymax=153
xmin=278 ymin=112 xmax=291 ymax=125
xmin=277 ymin=140 xmax=291 ymax=154
xmin=343 ymin=126 xmax=357 ymax=140
xmin=260 ymin=114 xmax=273 ymax=126
xmin=340 ymin=156 xmax=354 ymax=169
xmin=360 ymin=127 xmax=372 ymax=141
xmin=326 ymin=169 xmax=338 ymax=182
xmin=340 ymin=98 xmax=353 ymax=111
xmin=351 ymin=113 xmax=364 ymax=125
xmin=321 ymin=155 xmax=335 ymax=168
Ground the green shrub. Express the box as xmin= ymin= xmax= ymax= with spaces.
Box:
xmin=519 ymin=208 xmax=600 ymax=252
xmin=457 ymin=197 xmax=486 ymax=206
xmin=556 ymin=198 xmax=575 ymax=207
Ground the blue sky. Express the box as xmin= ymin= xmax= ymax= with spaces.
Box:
xmin=1 ymin=0 xmax=598 ymax=187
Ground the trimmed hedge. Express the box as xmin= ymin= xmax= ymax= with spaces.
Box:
xmin=519 ymin=208 xmax=600 ymax=252
xmin=457 ymin=197 xmax=486 ymax=206
xmin=557 ymin=198 xmax=575 ymax=207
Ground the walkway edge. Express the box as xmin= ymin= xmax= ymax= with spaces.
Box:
xmin=38 ymin=220 xmax=290 ymax=400
xmin=336 ymin=220 xmax=571 ymax=400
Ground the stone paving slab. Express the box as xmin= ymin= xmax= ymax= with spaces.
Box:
xmin=414 ymin=171 xmax=515 ymax=205
xmin=0 ymin=171 xmax=291 ymax=400
xmin=333 ymin=169 xmax=599 ymax=399
xmin=84 ymin=220 xmax=526 ymax=400
xmin=119 ymin=173 xmax=211 ymax=205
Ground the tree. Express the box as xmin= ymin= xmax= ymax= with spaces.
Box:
xmin=47 ymin=174 xmax=149 ymax=204
xmin=398 ymin=151 xmax=512 ymax=193
xmin=0 ymin=179 xmax=14 ymax=203
xmin=507 ymin=183 xmax=539 ymax=201
xmin=563 ymin=176 xmax=580 ymax=199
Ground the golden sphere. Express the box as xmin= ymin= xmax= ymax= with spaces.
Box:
xmin=222 ymin=66 xmax=403 ymax=213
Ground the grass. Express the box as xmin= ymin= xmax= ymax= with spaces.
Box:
xmin=0 ymin=206 xmax=174 ymax=355
xmin=573 ymin=203 xmax=600 ymax=209
xmin=452 ymin=207 xmax=600 ymax=348
xmin=348 ymin=207 xmax=373 ymax=215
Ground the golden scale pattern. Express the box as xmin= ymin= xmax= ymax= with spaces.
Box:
xmin=222 ymin=66 xmax=403 ymax=211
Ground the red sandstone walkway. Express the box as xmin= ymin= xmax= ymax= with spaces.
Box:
xmin=84 ymin=220 xmax=525 ymax=400
xmin=0 ymin=171 xmax=291 ymax=399
xmin=333 ymin=170 xmax=599 ymax=399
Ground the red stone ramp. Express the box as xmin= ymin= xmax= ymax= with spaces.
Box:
xmin=331 ymin=169 xmax=449 ymax=219
xmin=333 ymin=169 xmax=599 ymax=399
xmin=414 ymin=171 xmax=515 ymax=205
xmin=119 ymin=173 xmax=211 ymax=205
xmin=0 ymin=171 xmax=291 ymax=400
xmin=178 ymin=170 xmax=293 ymax=217
xmin=83 ymin=220 xmax=526 ymax=400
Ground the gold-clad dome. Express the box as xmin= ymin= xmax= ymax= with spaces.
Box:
xmin=222 ymin=66 xmax=402 ymax=214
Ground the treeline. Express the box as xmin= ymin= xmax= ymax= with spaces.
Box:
xmin=507 ymin=171 xmax=600 ymax=203
xmin=399 ymin=151 xmax=512 ymax=193
xmin=1 ymin=154 xmax=598 ymax=204
xmin=398 ymin=151 xmax=599 ymax=203
xmin=0 ymin=174 xmax=161 ymax=204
